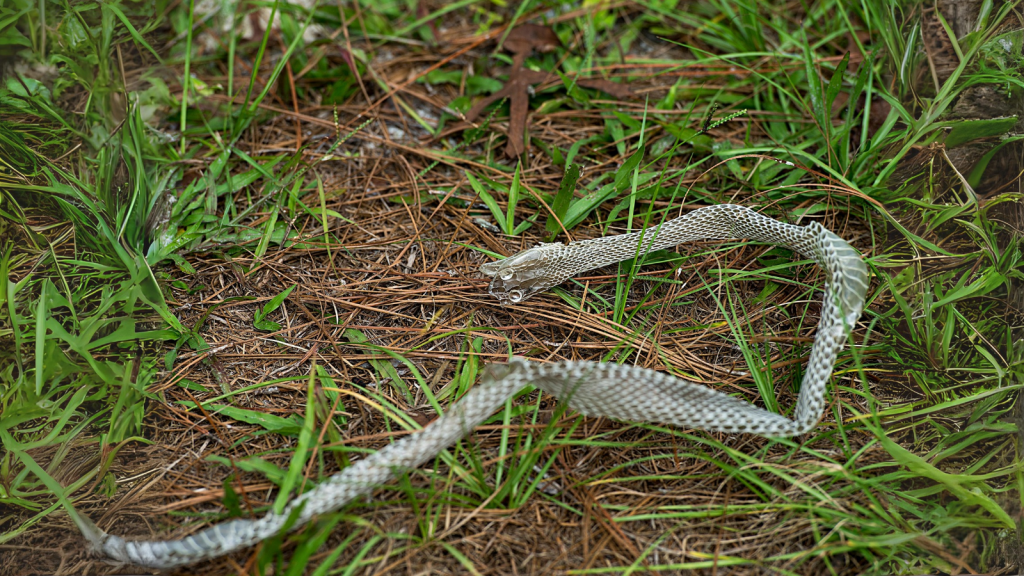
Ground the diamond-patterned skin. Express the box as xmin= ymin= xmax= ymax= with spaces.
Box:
xmin=75 ymin=204 xmax=868 ymax=568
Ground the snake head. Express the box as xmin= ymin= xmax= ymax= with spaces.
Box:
xmin=480 ymin=244 xmax=563 ymax=305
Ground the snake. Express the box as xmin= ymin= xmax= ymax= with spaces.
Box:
xmin=71 ymin=203 xmax=869 ymax=568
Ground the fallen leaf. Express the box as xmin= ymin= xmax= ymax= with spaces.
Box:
xmin=409 ymin=411 xmax=437 ymax=427
xmin=463 ymin=24 xmax=634 ymax=157
xmin=502 ymin=23 xmax=561 ymax=54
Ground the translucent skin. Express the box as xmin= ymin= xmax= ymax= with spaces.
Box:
xmin=76 ymin=204 xmax=868 ymax=569
xmin=480 ymin=244 xmax=568 ymax=304
xmin=483 ymin=204 xmax=867 ymax=327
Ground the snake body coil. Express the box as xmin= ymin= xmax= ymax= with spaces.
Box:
xmin=74 ymin=204 xmax=868 ymax=568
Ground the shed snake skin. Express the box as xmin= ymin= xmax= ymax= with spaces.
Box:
xmin=73 ymin=204 xmax=868 ymax=568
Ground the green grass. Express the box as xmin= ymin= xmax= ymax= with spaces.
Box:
xmin=1 ymin=0 xmax=1022 ymax=574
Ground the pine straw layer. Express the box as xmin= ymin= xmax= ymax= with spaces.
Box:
xmin=6 ymin=169 xmax=880 ymax=575
xmin=3 ymin=15 xmax=895 ymax=576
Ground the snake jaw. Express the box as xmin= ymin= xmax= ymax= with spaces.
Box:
xmin=481 ymin=244 xmax=564 ymax=305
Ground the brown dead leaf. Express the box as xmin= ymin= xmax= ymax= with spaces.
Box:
xmin=502 ymin=23 xmax=562 ymax=54
xmin=409 ymin=411 xmax=437 ymax=427
xmin=464 ymin=24 xmax=634 ymax=158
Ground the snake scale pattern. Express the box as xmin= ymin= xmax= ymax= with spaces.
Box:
xmin=73 ymin=204 xmax=869 ymax=568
